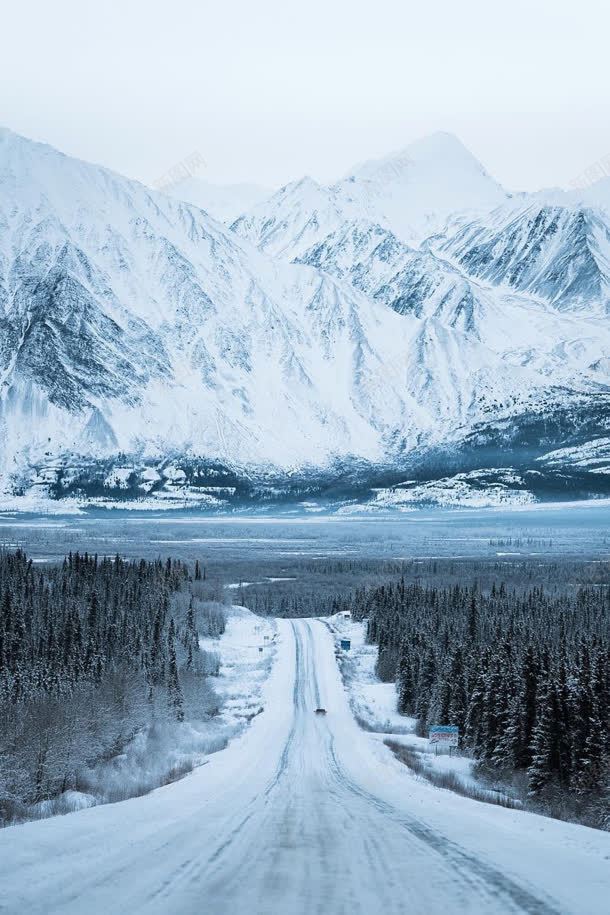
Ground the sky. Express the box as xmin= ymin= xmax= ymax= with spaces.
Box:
xmin=2 ymin=0 xmax=610 ymax=194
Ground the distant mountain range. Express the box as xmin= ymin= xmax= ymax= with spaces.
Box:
xmin=1 ymin=126 xmax=609 ymax=512
xmin=166 ymin=177 xmax=271 ymax=224
xmin=232 ymin=132 xmax=507 ymax=253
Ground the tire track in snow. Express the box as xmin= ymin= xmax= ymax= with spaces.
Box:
xmin=263 ymin=620 xmax=303 ymax=796
xmin=147 ymin=624 xmax=304 ymax=906
xmin=146 ymin=618 xmax=561 ymax=914
xmin=303 ymin=619 xmax=560 ymax=915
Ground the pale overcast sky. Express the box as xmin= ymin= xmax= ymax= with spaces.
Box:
xmin=2 ymin=0 xmax=609 ymax=192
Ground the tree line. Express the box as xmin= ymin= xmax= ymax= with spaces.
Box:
xmin=340 ymin=577 xmax=609 ymax=829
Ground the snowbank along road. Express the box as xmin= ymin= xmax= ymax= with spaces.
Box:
xmin=1 ymin=619 xmax=609 ymax=914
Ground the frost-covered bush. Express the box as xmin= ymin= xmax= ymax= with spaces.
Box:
xmin=170 ymin=592 xmax=226 ymax=638
xmin=198 ymin=601 xmax=226 ymax=638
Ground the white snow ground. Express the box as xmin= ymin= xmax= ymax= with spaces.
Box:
xmin=325 ymin=612 xmax=415 ymax=733
xmin=1 ymin=619 xmax=609 ymax=914
xmin=199 ymin=605 xmax=277 ymax=735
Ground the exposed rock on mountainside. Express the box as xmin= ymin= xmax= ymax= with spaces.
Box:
xmin=1 ymin=127 xmax=610 ymax=509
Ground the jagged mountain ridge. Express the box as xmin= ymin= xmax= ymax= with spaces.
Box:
xmin=231 ymin=132 xmax=508 ymax=256
xmin=225 ymin=139 xmax=610 ymax=507
xmin=437 ymin=199 xmax=610 ymax=313
xmin=0 ymin=128 xmax=416 ymax=471
xmin=0 ymin=127 xmax=526 ymax=486
xmin=294 ymin=220 xmax=479 ymax=331
xmin=1 ymin=127 xmax=610 ymax=508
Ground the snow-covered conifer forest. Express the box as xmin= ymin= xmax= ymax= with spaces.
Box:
xmin=336 ymin=573 xmax=610 ymax=829
xmin=0 ymin=550 xmax=226 ymax=824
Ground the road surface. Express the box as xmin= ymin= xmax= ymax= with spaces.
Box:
xmin=1 ymin=619 xmax=609 ymax=914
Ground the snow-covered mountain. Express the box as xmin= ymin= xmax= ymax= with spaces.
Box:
xmin=0 ymin=127 xmax=428 ymax=473
xmin=571 ymin=175 xmax=610 ymax=215
xmin=232 ymin=132 xmax=508 ymax=255
xmin=1 ymin=127 xmax=610 ymax=510
xmin=344 ymin=132 xmax=508 ymax=243
xmin=294 ymin=221 xmax=480 ymax=329
xmin=438 ymin=199 xmax=610 ymax=313
xmin=166 ymin=176 xmax=271 ymax=224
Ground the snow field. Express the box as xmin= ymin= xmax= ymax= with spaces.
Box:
xmin=326 ymin=612 xmax=415 ymax=733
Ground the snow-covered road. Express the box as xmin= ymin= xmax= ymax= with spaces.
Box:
xmin=1 ymin=619 xmax=609 ymax=914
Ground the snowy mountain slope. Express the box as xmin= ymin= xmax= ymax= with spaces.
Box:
xmin=230 ymin=176 xmax=355 ymax=259
xmin=3 ymin=127 xmax=518 ymax=480
xmin=232 ymin=132 xmax=507 ymax=257
xmin=232 ymin=173 xmax=610 ymax=506
xmin=295 ymin=220 xmax=481 ymax=331
xmin=343 ymin=132 xmax=508 ymax=244
xmin=2 ymin=127 xmax=610 ymax=507
xmin=294 ymin=216 xmax=610 ymax=416
xmin=0 ymin=128 xmax=396 ymax=470
xmin=438 ymin=200 xmax=610 ymax=313
xmin=567 ymin=175 xmax=610 ymax=214
xmin=166 ymin=177 xmax=271 ymax=224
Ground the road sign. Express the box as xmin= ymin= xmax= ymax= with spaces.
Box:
xmin=429 ymin=725 xmax=459 ymax=747
xmin=340 ymin=639 xmax=351 ymax=651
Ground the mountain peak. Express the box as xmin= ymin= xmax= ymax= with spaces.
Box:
xmin=406 ymin=130 xmax=472 ymax=156
xmin=348 ymin=131 xmax=499 ymax=186
xmin=281 ymin=175 xmax=322 ymax=196
xmin=333 ymin=133 xmax=507 ymax=245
